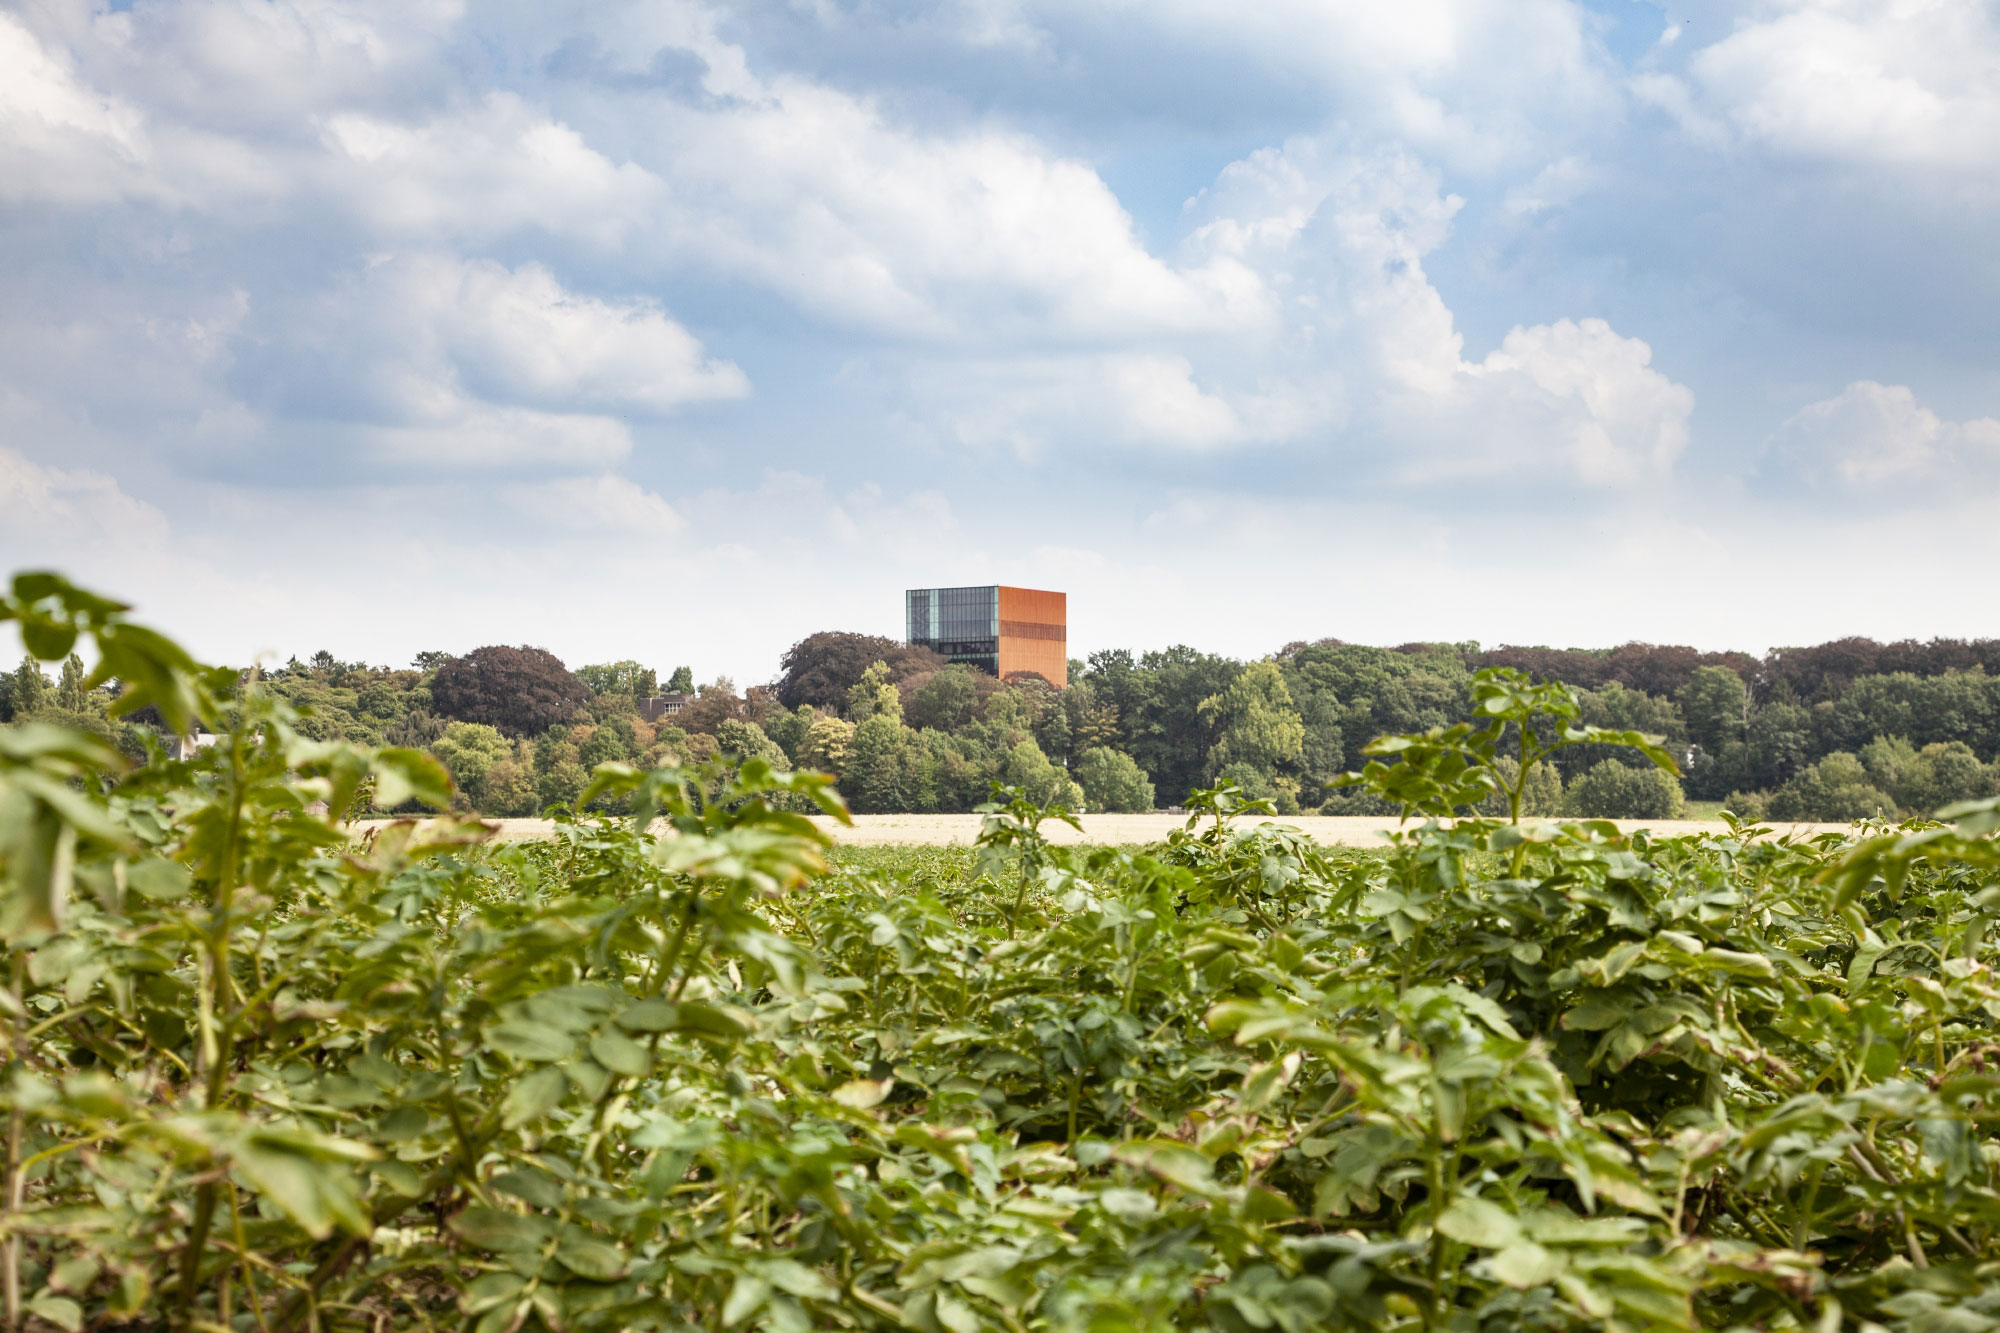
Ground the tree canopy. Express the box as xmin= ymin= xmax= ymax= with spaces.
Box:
xmin=429 ymin=645 xmax=591 ymax=737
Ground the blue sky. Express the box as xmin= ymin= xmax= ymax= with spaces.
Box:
xmin=4 ymin=0 xmax=1999 ymax=684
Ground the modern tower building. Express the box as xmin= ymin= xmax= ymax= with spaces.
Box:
xmin=905 ymin=585 xmax=1067 ymax=687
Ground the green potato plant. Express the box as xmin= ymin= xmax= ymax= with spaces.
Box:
xmin=4 ymin=572 xmax=2000 ymax=1332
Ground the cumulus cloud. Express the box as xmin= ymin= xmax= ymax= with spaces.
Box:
xmin=239 ymin=253 xmax=746 ymax=466
xmin=0 ymin=443 xmax=170 ymax=558
xmin=909 ymin=353 xmax=1321 ymax=456
xmin=0 ymin=11 xmax=152 ymax=205
xmin=1180 ymin=137 xmax=1694 ymax=483
xmin=1652 ymin=0 xmax=2000 ymax=169
xmin=322 ymin=97 xmax=669 ymax=246
xmin=1765 ymin=381 xmax=2000 ymax=490
xmin=517 ymin=473 xmax=686 ymax=537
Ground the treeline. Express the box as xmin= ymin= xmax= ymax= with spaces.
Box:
xmin=10 ymin=631 xmax=2000 ymax=822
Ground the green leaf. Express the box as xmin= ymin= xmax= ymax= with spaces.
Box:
xmin=722 ymin=1275 xmax=770 ymax=1327
xmin=615 ymin=998 xmax=753 ymax=1040
xmin=25 ymin=1296 xmax=81 ymax=1333
xmin=126 ymin=857 xmax=191 ymax=901
xmin=1113 ymin=1140 xmax=1217 ymax=1195
xmin=371 ymin=748 xmax=453 ymax=810
xmin=1488 ymin=1242 xmax=1562 ymax=1289
xmin=556 ymin=1232 xmax=629 ymax=1280
xmin=492 ymin=1168 xmax=565 ymax=1211
xmin=589 ymin=1028 xmax=652 ymax=1077
xmin=501 ymin=1065 xmax=568 ymax=1128
xmin=1437 ymin=1196 xmax=1524 ymax=1249
xmin=831 ymin=1077 xmax=893 ymax=1109
xmin=483 ymin=1020 xmax=575 ymax=1062
xmin=450 ymin=1206 xmax=552 ymax=1254
xmin=233 ymin=1143 xmax=335 ymax=1240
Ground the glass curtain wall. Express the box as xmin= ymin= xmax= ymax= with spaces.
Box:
xmin=906 ymin=586 xmax=999 ymax=675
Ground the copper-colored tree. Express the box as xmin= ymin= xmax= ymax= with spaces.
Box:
xmin=429 ymin=645 xmax=590 ymax=737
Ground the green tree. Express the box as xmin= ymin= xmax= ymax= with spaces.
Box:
xmin=430 ymin=721 xmax=514 ymax=808
xmin=481 ymin=753 xmax=539 ymax=816
xmin=799 ymin=714 xmax=857 ymax=778
xmin=906 ymin=664 xmax=979 ymax=733
xmin=537 ymin=759 xmax=590 ymax=810
xmin=1199 ymin=660 xmax=1305 ymax=780
xmin=847 ymin=715 xmax=934 ymax=813
xmin=56 ymin=653 xmax=88 ymax=712
xmin=579 ymin=725 xmax=631 ymax=770
xmin=846 ymin=661 xmax=902 ymax=724
xmin=1679 ymin=665 xmax=1749 ymax=755
xmin=763 ymin=704 xmax=814 ymax=764
xmin=666 ymin=665 xmax=695 ymax=694
xmin=1563 ymin=759 xmax=1686 ymax=819
xmin=577 ymin=660 xmax=658 ymax=698
xmin=1000 ymin=738 xmax=1083 ymax=809
xmin=11 ymin=656 xmax=47 ymax=715
xmin=1747 ymin=701 xmax=1813 ymax=790
xmin=1766 ymin=752 xmax=1895 ymax=822
xmin=715 ymin=718 xmax=789 ymax=770
xmin=1861 ymin=736 xmax=1996 ymax=815
xmin=1074 ymin=746 xmax=1155 ymax=813
xmin=1087 ymin=646 xmax=1241 ymax=810
xmin=1061 ymin=677 xmax=1121 ymax=756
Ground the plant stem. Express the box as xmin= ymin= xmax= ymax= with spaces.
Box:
xmin=3 ymin=956 xmax=24 ymax=1333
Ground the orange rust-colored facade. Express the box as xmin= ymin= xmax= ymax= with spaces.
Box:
xmin=997 ymin=586 xmax=1067 ymax=688
xmin=905 ymin=584 xmax=1067 ymax=688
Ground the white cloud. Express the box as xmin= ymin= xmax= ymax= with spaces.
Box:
xmin=0 ymin=443 xmax=170 ymax=559
xmin=0 ymin=11 xmax=151 ymax=205
xmin=248 ymin=253 xmax=746 ymax=466
xmin=519 ymin=473 xmax=686 ymax=537
xmin=1661 ymin=0 xmax=2000 ymax=169
xmin=1469 ymin=319 xmax=1692 ymax=485
xmin=906 ymin=0 xmax=1618 ymax=172
xmin=1766 ymin=380 xmax=2000 ymax=490
xmin=1182 ymin=137 xmax=1693 ymax=483
xmin=630 ymin=75 xmax=1265 ymax=339
xmin=322 ymin=96 xmax=670 ymax=246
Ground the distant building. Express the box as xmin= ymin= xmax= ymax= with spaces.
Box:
xmin=638 ymin=693 xmax=695 ymax=723
xmin=905 ymin=585 xmax=1066 ymax=688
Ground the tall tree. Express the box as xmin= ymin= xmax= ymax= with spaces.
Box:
xmin=57 ymin=653 xmax=89 ymax=712
xmin=11 ymin=656 xmax=47 ymax=716
xmin=1199 ymin=660 xmax=1305 ymax=779
xmin=1679 ymin=665 xmax=1749 ymax=756
xmin=430 ymin=646 xmax=591 ymax=737
xmin=776 ymin=632 xmax=945 ymax=711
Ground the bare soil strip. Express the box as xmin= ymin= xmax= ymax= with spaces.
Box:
xmin=355 ymin=812 xmax=1847 ymax=845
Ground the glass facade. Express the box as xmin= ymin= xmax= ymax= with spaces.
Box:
xmin=906 ymin=585 xmax=1000 ymax=674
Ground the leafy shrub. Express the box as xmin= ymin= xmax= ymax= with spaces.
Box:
xmin=1074 ymin=745 xmax=1155 ymax=812
xmin=1563 ymin=757 xmax=1686 ymax=818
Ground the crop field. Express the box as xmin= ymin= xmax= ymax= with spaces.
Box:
xmin=7 ymin=573 xmax=2000 ymax=1333
xmin=370 ymin=813 xmax=1848 ymax=848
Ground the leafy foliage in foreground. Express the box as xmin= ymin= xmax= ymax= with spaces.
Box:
xmin=10 ymin=572 xmax=2000 ymax=1331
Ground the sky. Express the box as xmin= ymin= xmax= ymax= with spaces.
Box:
xmin=4 ymin=0 xmax=2000 ymax=685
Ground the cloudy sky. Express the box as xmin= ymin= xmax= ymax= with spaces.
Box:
xmin=4 ymin=0 xmax=1998 ymax=682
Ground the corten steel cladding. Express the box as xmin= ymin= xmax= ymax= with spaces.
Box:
xmin=996 ymin=586 xmax=1066 ymax=688
xmin=905 ymin=584 xmax=1066 ymax=688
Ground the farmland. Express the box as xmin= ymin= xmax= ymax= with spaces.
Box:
xmin=8 ymin=572 xmax=2000 ymax=1332
xmin=362 ymin=812 xmax=1849 ymax=847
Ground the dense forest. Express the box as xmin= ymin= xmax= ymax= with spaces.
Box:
xmin=9 ymin=629 xmax=2000 ymax=822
